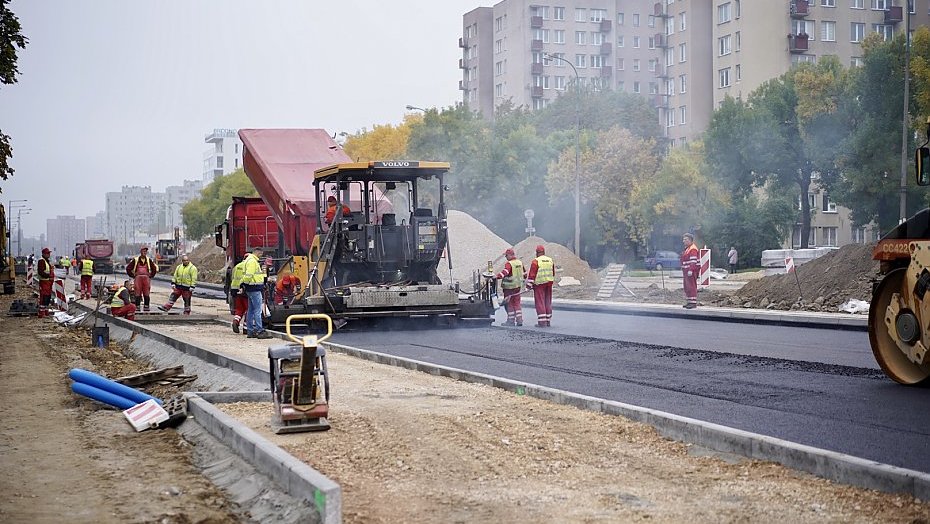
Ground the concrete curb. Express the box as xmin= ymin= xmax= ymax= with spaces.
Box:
xmin=185 ymin=394 xmax=341 ymax=524
xmin=535 ymin=297 xmax=869 ymax=331
xmin=326 ymin=341 xmax=930 ymax=499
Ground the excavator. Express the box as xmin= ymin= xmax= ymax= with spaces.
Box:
xmin=869 ymin=120 xmax=930 ymax=384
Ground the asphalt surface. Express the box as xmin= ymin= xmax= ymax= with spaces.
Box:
xmin=332 ymin=307 xmax=930 ymax=474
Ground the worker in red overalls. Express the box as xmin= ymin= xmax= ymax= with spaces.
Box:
xmin=495 ymin=248 xmax=524 ymax=326
xmin=680 ymin=232 xmax=700 ymax=309
xmin=108 ymin=280 xmax=137 ymax=320
xmin=126 ymin=245 xmax=158 ymax=312
xmin=275 ymin=270 xmax=301 ymax=305
xmin=37 ymin=247 xmax=54 ymax=317
xmin=525 ymin=244 xmax=555 ymax=328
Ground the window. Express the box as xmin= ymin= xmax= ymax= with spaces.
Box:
xmin=821 ymin=0 xmax=835 ymax=5
xmin=648 ymin=36 xmax=656 ymax=49
xmin=555 ymin=76 xmax=566 ymax=90
xmin=871 ymin=0 xmax=888 ymax=9
xmin=633 ymin=13 xmax=640 ymax=26
xmin=534 ymin=28 xmax=549 ymax=43
xmin=495 ymin=15 xmax=506 ymax=32
xmin=852 ymin=226 xmax=868 ymax=243
xmin=851 ymin=0 xmax=864 ymax=8
xmin=592 ymin=31 xmax=604 ymax=45
xmin=851 ymin=22 xmax=865 ymax=42
xmin=792 ymin=54 xmax=816 ymax=64
xmin=666 ymin=110 xmax=675 ymax=127
xmin=850 ymin=56 xmax=864 ymax=67
xmin=533 ymin=98 xmax=547 ymax=110
xmin=617 ymin=80 xmax=625 ymax=91
xmin=666 ymin=79 xmax=675 ymax=96
xmin=650 ymin=82 xmax=659 ymax=94
xmin=821 ymin=21 xmax=836 ymax=41
xmin=633 ymin=81 xmax=641 ymax=93
xmin=495 ymin=61 xmax=504 ymax=76
xmin=575 ymin=8 xmax=587 ymax=22
xmin=719 ymin=35 xmax=732 ymax=56
xmin=576 ymin=31 xmax=587 ymax=45
xmin=534 ymin=75 xmax=551 ymax=89
xmin=648 ymin=15 xmax=657 ymax=27
xmin=822 ymin=193 xmax=837 ymax=213
xmin=617 ymin=35 xmax=625 ymax=47
xmin=633 ymin=36 xmax=641 ymax=48
xmin=823 ymin=227 xmax=838 ymax=246
xmin=666 ymin=17 xmax=674 ymax=36
xmin=719 ymin=67 xmax=731 ymax=87
xmin=590 ymin=8 xmax=607 ymax=22
xmin=550 ymin=52 xmax=566 ymax=66
xmin=680 ymin=74 xmax=687 ymax=93
xmin=735 ymin=64 xmax=742 ymax=81
xmin=633 ymin=58 xmax=641 ymax=71
xmin=554 ymin=30 xmax=565 ymax=44
xmin=495 ymin=39 xmax=503 ymax=54
xmin=554 ymin=7 xmax=565 ymax=20
xmin=649 ymin=59 xmax=658 ymax=72
xmin=592 ymin=55 xmax=604 ymax=68
xmin=873 ymin=24 xmax=893 ymax=41
xmin=532 ymin=51 xmax=544 ymax=64
xmin=617 ymin=12 xmax=624 ymax=25
xmin=216 ymin=156 xmax=224 ymax=169
xmin=495 ymin=83 xmax=503 ymax=97
xmin=575 ymin=54 xmax=587 ymax=68
xmin=532 ymin=5 xmax=549 ymax=18
xmin=617 ymin=57 xmax=625 ymax=70
xmin=718 ymin=2 xmax=731 ymax=23
xmin=793 ymin=20 xmax=814 ymax=37
xmin=665 ymin=48 xmax=674 ymax=66
xmin=679 ymin=12 xmax=687 ymax=31
xmin=679 ymin=43 xmax=687 ymax=62
xmin=679 ymin=106 xmax=687 ymax=125
xmin=735 ymin=0 xmax=741 ymax=17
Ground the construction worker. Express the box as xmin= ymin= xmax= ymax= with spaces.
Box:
xmin=79 ymin=256 xmax=95 ymax=300
xmin=274 ymin=270 xmax=301 ymax=305
xmin=37 ymin=248 xmax=54 ymax=317
xmin=230 ymin=257 xmax=248 ymax=334
xmin=241 ymin=246 xmax=272 ymax=339
xmin=108 ymin=280 xmax=136 ymax=320
xmin=495 ymin=248 xmax=524 ymax=326
xmin=70 ymin=256 xmax=77 ymax=276
xmin=525 ymin=244 xmax=554 ymax=328
xmin=126 ymin=245 xmax=158 ymax=312
xmin=159 ymin=255 xmax=198 ymax=314
xmin=680 ymin=233 xmax=700 ymax=309
xmin=324 ymin=195 xmax=351 ymax=225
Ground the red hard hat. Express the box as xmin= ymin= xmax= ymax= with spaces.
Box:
xmin=327 ymin=196 xmax=336 ymax=203
xmin=535 ymin=244 xmax=545 ymax=254
xmin=504 ymin=248 xmax=515 ymax=257
xmin=42 ymin=247 xmax=51 ymax=254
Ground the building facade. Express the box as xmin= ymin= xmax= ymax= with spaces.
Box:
xmin=202 ymin=128 xmax=243 ymax=183
xmin=46 ymin=215 xmax=86 ymax=257
xmin=105 ymin=186 xmax=167 ymax=245
xmin=165 ymin=179 xmax=203 ymax=234
xmin=84 ymin=211 xmax=107 ymax=240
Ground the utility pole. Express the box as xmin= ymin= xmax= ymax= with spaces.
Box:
xmin=900 ymin=2 xmax=912 ymax=223
xmin=543 ymin=53 xmax=581 ymax=256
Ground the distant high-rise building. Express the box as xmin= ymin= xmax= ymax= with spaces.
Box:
xmin=106 ymin=186 xmax=166 ymax=245
xmin=84 ymin=211 xmax=107 ymax=240
xmin=203 ymin=129 xmax=243 ymax=183
xmin=46 ymin=215 xmax=86 ymax=257
xmin=165 ymin=179 xmax=203 ymax=235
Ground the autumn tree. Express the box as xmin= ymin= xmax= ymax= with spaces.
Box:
xmin=342 ymin=115 xmax=419 ymax=162
xmin=0 ymin=0 xmax=28 ymax=187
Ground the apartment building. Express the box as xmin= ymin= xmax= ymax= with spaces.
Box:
xmin=46 ymin=215 xmax=86 ymax=257
xmin=105 ymin=186 xmax=166 ymax=245
xmin=165 ymin=179 xmax=203 ymax=233
xmin=202 ymin=128 xmax=243 ymax=183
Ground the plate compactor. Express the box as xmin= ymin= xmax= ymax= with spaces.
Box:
xmin=268 ymin=314 xmax=332 ymax=433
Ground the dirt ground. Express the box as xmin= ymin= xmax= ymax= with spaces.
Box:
xmin=0 ymin=286 xmax=238 ymax=523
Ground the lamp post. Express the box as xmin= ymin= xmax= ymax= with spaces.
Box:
xmin=544 ymin=53 xmax=581 ymax=256
xmin=900 ymin=1 xmax=912 ymax=223
xmin=405 ymin=105 xmax=427 ymax=113
xmin=7 ymin=199 xmax=27 ymax=238
xmin=16 ymin=208 xmax=30 ymax=256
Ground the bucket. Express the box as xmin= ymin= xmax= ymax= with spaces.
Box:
xmin=92 ymin=325 xmax=109 ymax=348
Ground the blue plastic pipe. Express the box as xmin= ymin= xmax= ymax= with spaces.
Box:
xmin=71 ymin=381 xmax=138 ymax=410
xmin=68 ymin=368 xmax=162 ymax=405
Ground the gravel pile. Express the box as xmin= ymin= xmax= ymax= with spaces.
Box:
xmin=182 ymin=241 xmax=227 ymax=284
xmin=445 ymin=210 xmax=512 ymax=287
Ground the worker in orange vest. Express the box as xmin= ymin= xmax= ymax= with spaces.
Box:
xmin=324 ymin=195 xmax=351 ymax=225
xmin=126 ymin=245 xmax=158 ymax=311
xmin=525 ymin=244 xmax=555 ymax=328
xmin=36 ymin=248 xmax=54 ymax=317
xmin=680 ymin=233 xmax=700 ymax=309
xmin=274 ymin=271 xmax=301 ymax=305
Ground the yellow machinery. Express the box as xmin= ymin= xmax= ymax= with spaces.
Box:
xmin=268 ymin=314 xmax=332 ymax=433
xmin=0 ymin=204 xmax=15 ymax=295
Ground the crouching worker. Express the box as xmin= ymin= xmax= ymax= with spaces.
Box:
xmin=274 ymin=270 xmax=301 ymax=305
xmin=159 ymin=255 xmax=198 ymax=314
xmin=108 ymin=280 xmax=137 ymax=320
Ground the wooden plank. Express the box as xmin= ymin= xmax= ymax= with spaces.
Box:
xmin=116 ymin=366 xmax=184 ymax=386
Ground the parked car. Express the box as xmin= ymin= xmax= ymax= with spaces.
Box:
xmin=644 ymin=251 xmax=681 ymax=271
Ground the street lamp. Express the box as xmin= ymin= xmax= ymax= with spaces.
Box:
xmin=543 ymin=53 xmax=581 ymax=256
xmin=7 ymin=198 xmax=27 ymax=234
xmin=405 ymin=105 xmax=426 ymax=112
xmin=16 ymin=208 xmax=30 ymax=256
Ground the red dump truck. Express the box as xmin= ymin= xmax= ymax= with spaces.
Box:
xmin=75 ymin=239 xmax=115 ymax=274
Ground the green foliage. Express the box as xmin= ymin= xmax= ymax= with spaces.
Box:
xmin=703 ymin=187 xmax=797 ymax=267
xmin=181 ymin=169 xmax=257 ymax=239
xmin=0 ymin=0 xmax=28 ymax=187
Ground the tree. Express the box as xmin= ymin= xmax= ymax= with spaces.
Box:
xmin=0 ymin=0 xmax=28 ymax=187
xmin=181 ymin=169 xmax=257 ymax=239
xmin=342 ymin=115 xmax=419 ymax=162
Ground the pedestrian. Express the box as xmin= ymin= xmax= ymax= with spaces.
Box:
xmin=495 ymin=248 xmax=524 ymax=326
xmin=324 ymin=195 xmax=351 ymax=225
xmin=36 ymin=247 xmax=54 ymax=318
xmin=230 ymin=257 xmax=249 ymax=334
xmin=241 ymin=246 xmax=272 ymax=339
xmin=70 ymin=256 xmax=77 ymax=276
xmin=126 ymin=245 xmax=158 ymax=312
xmin=727 ymin=245 xmax=738 ymax=275
xmin=108 ymin=279 xmax=137 ymax=320
xmin=159 ymin=255 xmax=198 ymax=314
xmin=525 ymin=244 xmax=554 ymax=327
xmin=274 ymin=270 xmax=301 ymax=305
xmin=79 ymin=255 xmax=94 ymax=300
xmin=681 ymin=233 xmax=700 ymax=309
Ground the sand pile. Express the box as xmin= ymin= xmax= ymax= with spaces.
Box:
xmin=445 ymin=210 xmax=512 ymax=287
xmin=716 ymin=243 xmax=878 ymax=312
xmin=512 ymin=236 xmax=599 ymax=297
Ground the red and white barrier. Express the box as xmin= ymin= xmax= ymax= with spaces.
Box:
xmin=123 ymin=399 xmax=170 ymax=432
xmin=54 ymin=279 xmax=67 ymax=310
xmin=698 ymin=248 xmax=711 ymax=286
xmin=26 ymin=264 xmax=34 ymax=287
xmin=785 ymin=256 xmax=795 ymax=273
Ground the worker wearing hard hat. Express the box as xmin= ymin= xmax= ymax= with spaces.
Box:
xmin=525 ymin=244 xmax=555 ymax=328
xmin=495 ymin=248 xmax=524 ymax=327
xmin=159 ymin=255 xmax=198 ymax=314
xmin=36 ymin=248 xmax=54 ymax=318
xmin=127 ymin=245 xmax=158 ymax=312
xmin=108 ymin=280 xmax=136 ymax=321
xmin=79 ymin=256 xmax=95 ymax=300
xmin=274 ymin=270 xmax=301 ymax=305
xmin=324 ymin=195 xmax=351 ymax=225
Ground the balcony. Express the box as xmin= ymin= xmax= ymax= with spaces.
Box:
xmin=789 ymin=33 xmax=810 ymax=53
xmin=789 ymin=0 xmax=809 ymax=18
xmin=600 ymin=19 xmax=612 ymax=32
xmin=885 ymin=5 xmax=903 ymax=23
xmin=653 ymin=94 xmax=669 ymax=108
xmin=531 ymin=62 xmax=544 ymax=75
xmin=600 ymin=42 xmax=612 ymax=55
xmin=459 ymin=58 xmax=465 ymax=69
xmin=205 ymin=129 xmax=237 ymax=143
xmin=654 ymin=2 xmax=670 ymax=18
xmin=531 ymin=86 xmax=544 ymax=98
xmin=531 ymin=39 xmax=544 ymax=51
xmin=655 ymin=34 xmax=669 ymax=48
xmin=531 ymin=15 xmax=543 ymax=28
xmin=459 ymin=80 xmax=466 ymax=91
xmin=600 ymin=66 xmax=613 ymax=78
xmin=459 ymin=37 xmax=466 ymax=48
xmin=655 ymin=63 xmax=669 ymax=78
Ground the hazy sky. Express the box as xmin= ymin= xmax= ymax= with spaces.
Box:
xmin=0 ymin=0 xmax=483 ymax=236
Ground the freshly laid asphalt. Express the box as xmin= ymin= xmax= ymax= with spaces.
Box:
xmin=332 ymin=302 xmax=930 ymax=474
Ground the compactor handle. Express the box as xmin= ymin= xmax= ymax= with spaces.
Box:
xmin=284 ymin=314 xmax=333 ymax=345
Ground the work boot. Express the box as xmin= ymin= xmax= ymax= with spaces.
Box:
xmin=516 ymin=322 xmax=523 ymax=326
xmin=157 ymin=304 xmax=169 ymax=312
xmin=256 ymin=331 xmax=273 ymax=340
xmin=232 ymin=322 xmax=240 ymax=334
xmin=536 ymin=322 xmax=545 ymax=328
xmin=502 ymin=320 xmax=515 ymax=326
xmin=247 ymin=332 xmax=257 ymax=339
xmin=683 ymin=303 xmax=697 ymax=309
